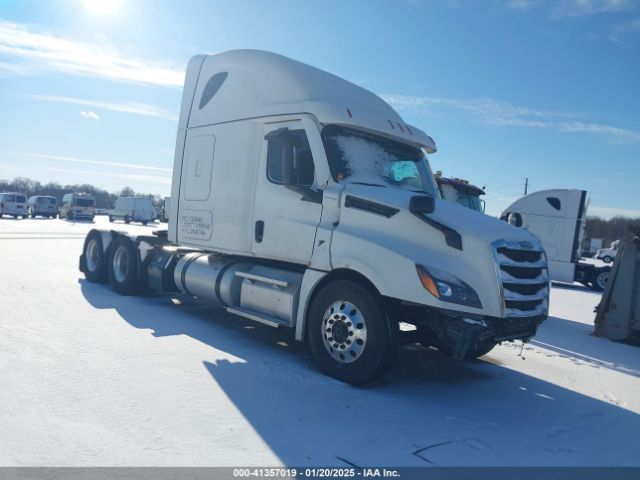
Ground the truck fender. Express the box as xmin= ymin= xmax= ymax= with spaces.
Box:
xmin=294 ymin=267 xmax=383 ymax=342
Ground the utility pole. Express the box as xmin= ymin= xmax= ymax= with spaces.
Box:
xmin=524 ymin=178 xmax=529 ymax=195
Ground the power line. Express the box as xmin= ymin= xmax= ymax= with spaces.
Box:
xmin=484 ymin=143 xmax=524 ymax=188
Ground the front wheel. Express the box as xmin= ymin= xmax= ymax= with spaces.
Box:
xmin=307 ymin=280 xmax=398 ymax=385
xmin=602 ymin=256 xmax=613 ymax=264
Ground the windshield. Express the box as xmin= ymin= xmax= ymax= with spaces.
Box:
xmin=456 ymin=192 xmax=483 ymax=212
xmin=75 ymin=198 xmax=95 ymax=207
xmin=322 ymin=125 xmax=438 ymax=197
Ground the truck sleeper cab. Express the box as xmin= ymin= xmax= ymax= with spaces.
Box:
xmin=0 ymin=193 xmax=28 ymax=219
xmin=500 ymin=189 xmax=610 ymax=291
xmin=60 ymin=193 xmax=96 ymax=221
xmin=28 ymin=195 xmax=58 ymax=218
xmin=79 ymin=50 xmax=549 ymax=384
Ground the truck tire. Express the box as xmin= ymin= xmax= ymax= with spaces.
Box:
xmin=124 ymin=216 xmax=131 ymax=224
xmin=438 ymin=339 xmax=497 ymax=360
xmin=307 ymin=280 xmax=398 ymax=385
xmin=82 ymin=230 xmax=107 ymax=283
xmin=602 ymin=256 xmax=613 ymax=264
xmin=108 ymin=236 xmax=140 ymax=295
xmin=591 ymin=268 xmax=610 ymax=292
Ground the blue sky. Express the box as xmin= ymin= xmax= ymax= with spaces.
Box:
xmin=0 ymin=0 xmax=638 ymax=217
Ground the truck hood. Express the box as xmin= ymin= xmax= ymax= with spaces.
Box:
xmin=341 ymin=183 xmax=541 ymax=248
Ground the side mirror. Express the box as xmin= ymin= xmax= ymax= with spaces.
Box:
xmin=409 ymin=195 xmax=436 ymax=215
xmin=507 ymin=212 xmax=523 ymax=227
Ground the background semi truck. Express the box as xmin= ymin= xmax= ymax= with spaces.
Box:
xmin=500 ymin=189 xmax=610 ymax=291
xmin=434 ymin=171 xmax=485 ymax=213
xmin=79 ymin=50 xmax=549 ymax=384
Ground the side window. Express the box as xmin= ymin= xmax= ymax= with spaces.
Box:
xmin=267 ymin=129 xmax=315 ymax=187
xmin=546 ymin=197 xmax=561 ymax=211
xmin=6 ymin=195 xmax=15 ymax=202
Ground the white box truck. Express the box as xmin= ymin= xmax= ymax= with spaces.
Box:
xmin=79 ymin=50 xmax=549 ymax=384
xmin=109 ymin=197 xmax=155 ymax=225
xmin=59 ymin=192 xmax=96 ymax=221
xmin=500 ymin=189 xmax=610 ymax=291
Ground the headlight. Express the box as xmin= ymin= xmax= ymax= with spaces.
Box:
xmin=416 ymin=265 xmax=482 ymax=308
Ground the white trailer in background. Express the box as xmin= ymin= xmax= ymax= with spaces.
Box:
xmin=79 ymin=50 xmax=549 ymax=384
xmin=500 ymin=189 xmax=610 ymax=291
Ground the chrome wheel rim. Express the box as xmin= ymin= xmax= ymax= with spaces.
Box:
xmin=321 ymin=300 xmax=367 ymax=363
xmin=597 ymin=271 xmax=609 ymax=289
xmin=113 ymin=246 xmax=129 ymax=283
xmin=86 ymin=239 xmax=100 ymax=272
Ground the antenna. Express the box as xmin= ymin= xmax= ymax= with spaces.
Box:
xmin=524 ymin=178 xmax=529 ymax=195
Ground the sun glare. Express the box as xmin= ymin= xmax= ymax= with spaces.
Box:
xmin=83 ymin=0 xmax=124 ymax=16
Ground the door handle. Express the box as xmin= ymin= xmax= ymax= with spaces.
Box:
xmin=255 ymin=220 xmax=264 ymax=243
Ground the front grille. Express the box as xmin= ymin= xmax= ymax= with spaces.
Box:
xmin=501 ymin=265 xmax=542 ymax=280
xmin=505 ymin=299 xmax=542 ymax=311
xmin=497 ymin=247 xmax=542 ymax=263
xmin=493 ymin=240 xmax=549 ymax=319
xmin=503 ymin=282 xmax=547 ymax=296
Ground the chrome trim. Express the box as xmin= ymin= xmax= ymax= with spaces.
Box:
xmin=491 ymin=239 xmax=550 ymax=320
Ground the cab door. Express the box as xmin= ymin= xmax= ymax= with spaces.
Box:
xmin=252 ymin=119 xmax=323 ymax=265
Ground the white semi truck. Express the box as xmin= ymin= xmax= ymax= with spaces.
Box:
xmin=79 ymin=50 xmax=549 ymax=384
xmin=434 ymin=172 xmax=486 ymax=213
xmin=500 ymin=189 xmax=610 ymax=291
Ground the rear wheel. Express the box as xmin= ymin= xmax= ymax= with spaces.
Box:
xmin=591 ymin=268 xmax=610 ymax=292
xmin=82 ymin=230 xmax=107 ymax=283
xmin=108 ymin=236 xmax=140 ymax=295
xmin=307 ymin=280 xmax=398 ymax=385
xmin=602 ymin=255 xmax=613 ymax=264
xmin=108 ymin=215 xmax=114 ymax=223
xmin=124 ymin=216 xmax=131 ymax=224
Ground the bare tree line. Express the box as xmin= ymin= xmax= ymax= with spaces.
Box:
xmin=585 ymin=216 xmax=640 ymax=247
xmin=2 ymin=176 xmax=637 ymax=245
xmin=0 ymin=177 xmax=164 ymax=210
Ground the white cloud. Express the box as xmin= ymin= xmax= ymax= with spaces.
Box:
xmin=502 ymin=0 xmax=635 ymax=17
xmin=552 ymin=0 xmax=633 ymax=18
xmin=0 ymin=19 xmax=184 ymax=87
xmin=32 ymin=94 xmax=178 ymax=121
xmin=80 ymin=110 xmax=99 ymax=120
xmin=7 ymin=151 xmax=172 ymax=173
xmin=383 ymin=94 xmax=640 ymax=143
xmin=503 ymin=0 xmax=543 ymax=12
xmin=588 ymin=205 xmax=640 ymax=219
xmin=614 ymin=17 xmax=640 ymax=32
xmin=45 ymin=167 xmax=171 ymax=185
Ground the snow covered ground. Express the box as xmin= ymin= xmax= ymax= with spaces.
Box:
xmin=1 ymin=216 xmax=638 ymax=466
